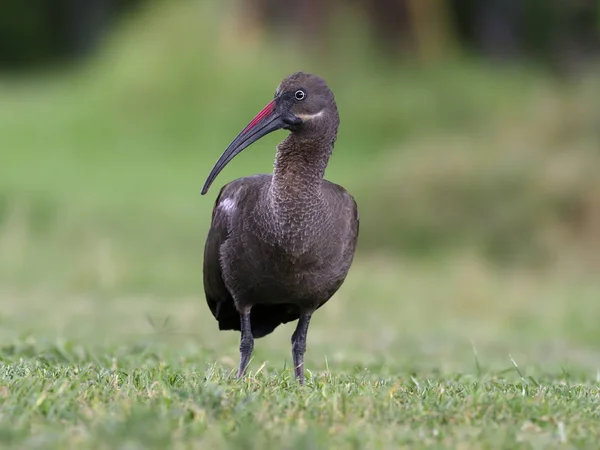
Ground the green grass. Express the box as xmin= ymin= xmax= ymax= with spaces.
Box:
xmin=3 ymin=364 xmax=600 ymax=449
xmin=1 ymin=0 xmax=600 ymax=448
xmin=2 ymin=259 xmax=600 ymax=448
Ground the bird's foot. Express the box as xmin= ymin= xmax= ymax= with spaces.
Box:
xmin=294 ymin=361 xmax=305 ymax=385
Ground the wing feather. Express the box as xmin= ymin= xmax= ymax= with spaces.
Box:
xmin=203 ymin=184 xmax=240 ymax=331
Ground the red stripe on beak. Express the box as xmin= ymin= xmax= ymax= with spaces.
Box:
xmin=243 ymin=100 xmax=276 ymax=132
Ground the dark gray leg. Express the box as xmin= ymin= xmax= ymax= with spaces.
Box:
xmin=237 ymin=309 xmax=254 ymax=379
xmin=291 ymin=313 xmax=312 ymax=385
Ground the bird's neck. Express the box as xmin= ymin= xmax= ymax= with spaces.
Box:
xmin=265 ymin=134 xmax=336 ymax=249
xmin=270 ymin=134 xmax=332 ymax=205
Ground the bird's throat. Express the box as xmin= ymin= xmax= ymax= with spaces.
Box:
xmin=271 ymin=135 xmax=331 ymax=203
xmin=266 ymin=135 xmax=334 ymax=242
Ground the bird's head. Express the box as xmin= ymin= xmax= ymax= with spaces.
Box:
xmin=201 ymin=72 xmax=338 ymax=195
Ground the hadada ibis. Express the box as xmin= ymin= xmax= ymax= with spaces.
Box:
xmin=201 ymin=72 xmax=359 ymax=384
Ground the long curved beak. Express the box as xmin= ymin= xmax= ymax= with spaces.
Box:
xmin=201 ymin=100 xmax=285 ymax=195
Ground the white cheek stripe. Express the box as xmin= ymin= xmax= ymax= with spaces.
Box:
xmin=295 ymin=110 xmax=324 ymax=121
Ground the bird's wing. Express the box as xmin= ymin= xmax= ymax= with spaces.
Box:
xmin=312 ymin=181 xmax=360 ymax=309
xmin=203 ymin=183 xmax=241 ymax=331
xmin=345 ymin=190 xmax=360 ymax=251
xmin=323 ymin=180 xmax=360 ymax=259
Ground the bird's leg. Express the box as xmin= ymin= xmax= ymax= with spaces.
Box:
xmin=237 ymin=308 xmax=254 ymax=379
xmin=291 ymin=312 xmax=312 ymax=385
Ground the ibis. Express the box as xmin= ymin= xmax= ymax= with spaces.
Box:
xmin=201 ymin=72 xmax=359 ymax=384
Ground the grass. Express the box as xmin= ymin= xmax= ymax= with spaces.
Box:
xmin=1 ymin=0 xmax=600 ymax=448
xmin=2 ymin=258 xmax=600 ymax=448
xmin=3 ymin=365 xmax=600 ymax=449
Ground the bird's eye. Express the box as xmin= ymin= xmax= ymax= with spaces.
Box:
xmin=294 ymin=89 xmax=306 ymax=101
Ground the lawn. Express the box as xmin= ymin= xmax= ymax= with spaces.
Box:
xmin=2 ymin=259 xmax=600 ymax=449
xmin=1 ymin=1 xmax=600 ymax=448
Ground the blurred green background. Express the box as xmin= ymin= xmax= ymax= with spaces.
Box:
xmin=1 ymin=0 xmax=599 ymax=365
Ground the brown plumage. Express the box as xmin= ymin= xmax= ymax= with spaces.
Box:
xmin=201 ymin=72 xmax=359 ymax=384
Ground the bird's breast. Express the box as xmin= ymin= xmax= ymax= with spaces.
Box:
xmin=221 ymin=223 xmax=345 ymax=303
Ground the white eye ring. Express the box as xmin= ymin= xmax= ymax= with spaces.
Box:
xmin=294 ymin=89 xmax=306 ymax=101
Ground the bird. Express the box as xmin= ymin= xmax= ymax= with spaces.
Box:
xmin=200 ymin=72 xmax=359 ymax=385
